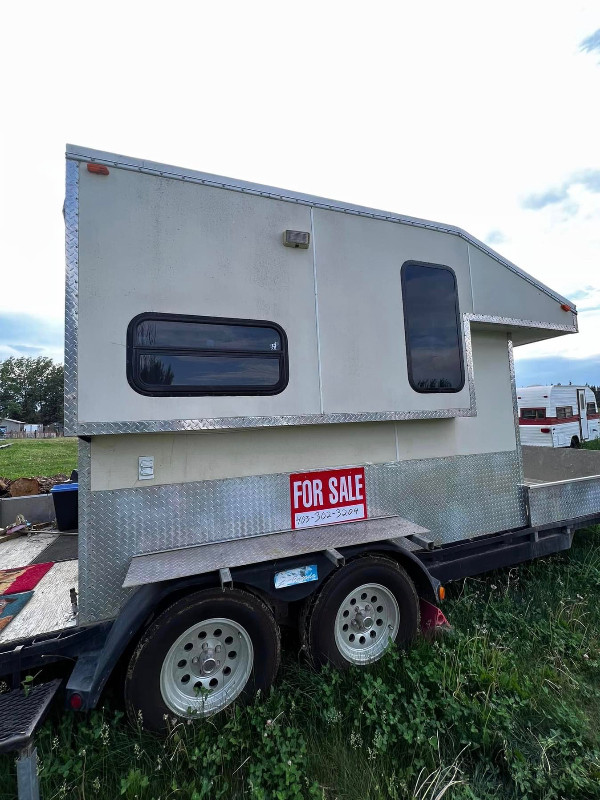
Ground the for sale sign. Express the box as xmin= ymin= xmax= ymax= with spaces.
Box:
xmin=290 ymin=467 xmax=367 ymax=530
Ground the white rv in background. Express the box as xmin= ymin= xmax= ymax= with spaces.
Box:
xmin=517 ymin=385 xmax=600 ymax=447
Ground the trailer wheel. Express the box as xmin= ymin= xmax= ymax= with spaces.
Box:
xmin=301 ymin=555 xmax=419 ymax=669
xmin=124 ymin=588 xmax=280 ymax=732
xmin=570 ymin=436 xmax=580 ymax=448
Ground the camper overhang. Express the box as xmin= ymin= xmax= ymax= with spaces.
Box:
xmin=64 ymin=145 xmax=577 ymax=437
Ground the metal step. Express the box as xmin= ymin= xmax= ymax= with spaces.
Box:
xmin=0 ymin=679 xmax=61 ymax=754
xmin=0 ymin=679 xmax=61 ymax=800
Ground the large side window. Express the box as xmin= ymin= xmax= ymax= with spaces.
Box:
xmin=127 ymin=313 xmax=288 ymax=396
xmin=401 ymin=261 xmax=464 ymax=393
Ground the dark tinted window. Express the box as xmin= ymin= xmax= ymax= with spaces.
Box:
xmin=586 ymin=402 xmax=597 ymax=415
xmin=138 ymin=354 xmax=281 ymax=387
xmin=401 ymin=262 xmax=464 ymax=393
xmin=134 ymin=319 xmax=282 ymax=352
xmin=127 ymin=314 xmax=288 ymax=396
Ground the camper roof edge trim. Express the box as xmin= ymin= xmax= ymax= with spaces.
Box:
xmin=65 ymin=144 xmax=576 ymax=312
xmin=466 ymin=314 xmax=577 ymax=334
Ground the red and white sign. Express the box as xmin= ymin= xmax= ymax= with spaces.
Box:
xmin=290 ymin=467 xmax=367 ymax=530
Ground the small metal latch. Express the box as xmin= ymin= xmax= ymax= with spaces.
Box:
xmin=219 ymin=568 xmax=233 ymax=589
xmin=70 ymin=588 xmax=78 ymax=616
xmin=325 ymin=548 xmax=345 ymax=567
xmin=407 ymin=533 xmax=435 ymax=551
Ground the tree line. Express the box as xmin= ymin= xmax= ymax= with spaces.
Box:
xmin=0 ymin=357 xmax=64 ymax=426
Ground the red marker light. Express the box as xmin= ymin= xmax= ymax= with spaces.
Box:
xmin=69 ymin=693 xmax=83 ymax=710
xmin=560 ymin=303 xmax=571 ymax=312
xmin=87 ymin=163 xmax=109 ymax=176
xmin=541 ymin=427 xmax=551 ymax=433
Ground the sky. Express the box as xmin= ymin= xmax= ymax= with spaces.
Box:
xmin=0 ymin=1 xmax=599 ymax=388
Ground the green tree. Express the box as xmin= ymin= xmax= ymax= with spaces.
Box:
xmin=0 ymin=357 xmax=64 ymax=425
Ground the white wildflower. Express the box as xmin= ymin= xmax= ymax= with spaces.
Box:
xmin=350 ymin=731 xmax=362 ymax=749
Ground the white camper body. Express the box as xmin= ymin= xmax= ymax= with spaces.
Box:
xmin=517 ymin=385 xmax=599 ymax=447
xmin=61 ymin=145 xmax=582 ymax=628
xmin=4 ymin=146 xmax=600 ymax=742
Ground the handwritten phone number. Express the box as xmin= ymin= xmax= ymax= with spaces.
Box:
xmin=295 ymin=505 xmax=364 ymax=527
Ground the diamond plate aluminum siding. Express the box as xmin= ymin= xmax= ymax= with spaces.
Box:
xmin=527 ymin=477 xmax=600 ymax=527
xmin=78 ymin=449 xmax=526 ymax=623
xmin=64 ymin=160 xmax=79 ymax=436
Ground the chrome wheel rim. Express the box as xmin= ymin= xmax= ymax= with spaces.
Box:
xmin=160 ymin=617 xmax=253 ymax=717
xmin=334 ymin=583 xmax=400 ymax=664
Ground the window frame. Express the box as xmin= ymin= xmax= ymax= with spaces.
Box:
xmin=126 ymin=312 xmax=289 ymax=397
xmin=556 ymin=406 xmax=574 ymax=419
xmin=520 ymin=408 xmax=546 ymax=420
xmin=587 ymin=401 xmax=597 ymax=415
xmin=400 ymin=260 xmax=465 ymax=394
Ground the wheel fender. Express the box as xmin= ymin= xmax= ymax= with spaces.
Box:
xmin=377 ymin=544 xmax=441 ymax=604
xmin=66 ymin=576 xmax=217 ymax=710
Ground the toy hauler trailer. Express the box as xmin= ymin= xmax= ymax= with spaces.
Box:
xmin=517 ymin=385 xmax=600 ymax=448
xmin=2 ymin=148 xmax=600 ymax=784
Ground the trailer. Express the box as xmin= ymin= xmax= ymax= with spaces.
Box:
xmin=2 ymin=147 xmax=600 ymax=793
xmin=517 ymin=384 xmax=599 ymax=448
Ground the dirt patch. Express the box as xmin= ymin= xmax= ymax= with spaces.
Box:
xmin=0 ymin=474 xmax=70 ymax=498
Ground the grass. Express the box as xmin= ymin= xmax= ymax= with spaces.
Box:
xmin=0 ymin=437 xmax=78 ymax=479
xmin=582 ymin=439 xmax=600 ymax=451
xmin=2 ymin=526 xmax=600 ymax=799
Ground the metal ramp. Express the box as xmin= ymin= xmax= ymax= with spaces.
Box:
xmin=0 ymin=679 xmax=61 ymax=800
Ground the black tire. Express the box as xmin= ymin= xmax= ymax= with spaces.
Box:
xmin=570 ymin=436 xmax=580 ymax=448
xmin=300 ymin=555 xmax=419 ymax=669
xmin=124 ymin=588 xmax=280 ymax=733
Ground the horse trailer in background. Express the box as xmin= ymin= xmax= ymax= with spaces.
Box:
xmin=2 ymin=146 xmax=600 ymax=764
xmin=517 ymin=385 xmax=600 ymax=447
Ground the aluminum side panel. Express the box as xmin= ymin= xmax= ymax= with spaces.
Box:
xmin=76 ymin=163 xmax=321 ymax=424
xmin=470 ymin=245 xmax=575 ymax=328
xmin=528 ymin=477 xmax=600 ymax=527
xmin=78 ymin=449 xmax=525 ymax=623
xmin=312 ymin=208 xmax=473 ymax=414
